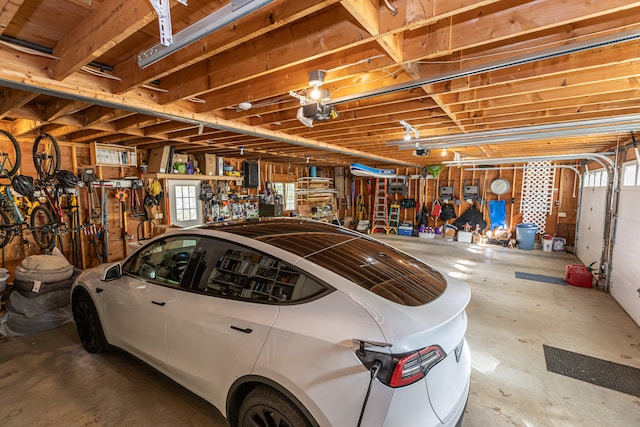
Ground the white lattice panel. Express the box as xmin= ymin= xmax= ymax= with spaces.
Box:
xmin=520 ymin=161 xmax=555 ymax=234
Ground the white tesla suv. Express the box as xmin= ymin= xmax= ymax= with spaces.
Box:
xmin=71 ymin=218 xmax=470 ymax=426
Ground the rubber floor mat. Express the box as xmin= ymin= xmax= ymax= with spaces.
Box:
xmin=515 ymin=272 xmax=566 ymax=285
xmin=543 ymin=345 xmax=640 ymax=397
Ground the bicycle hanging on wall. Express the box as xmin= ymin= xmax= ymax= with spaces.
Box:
xmin=0 ymin=131 xmax=57 ymax=258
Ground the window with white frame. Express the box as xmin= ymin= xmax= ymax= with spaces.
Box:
xmin=273 ymin=182 xmax=296 ymax=211
xmin=175 ymin=185 xmax=198 ymax=221
xmin=583 ymin=169 xmax=609 ymax=188
xmin=167 ymin=179 xmax=202 ymax=227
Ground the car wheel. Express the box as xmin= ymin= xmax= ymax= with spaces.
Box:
xmin=238 ymin=386 xmax=312 ymax=427
xmin=72 ymin=291 xmax=107 ymax=353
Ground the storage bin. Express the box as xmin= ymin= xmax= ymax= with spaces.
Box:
xmin=565 ymin=264 xmax=592 ymax=288
xmin=398 ymin=224 xmax=413 ymax=236
xmin=516 ymin=223 xmax=537 ymax=250
xmin=552 ymin=237 xmax=566 ymax=252
xmin=457 ymin=231 xmax=472 ymax=243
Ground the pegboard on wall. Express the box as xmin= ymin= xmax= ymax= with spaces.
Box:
xmin=520 ymin=161 xmax=555 ymax=234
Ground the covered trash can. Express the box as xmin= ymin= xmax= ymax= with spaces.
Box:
xmin=516 ymin=223 xmax=537 ymax=250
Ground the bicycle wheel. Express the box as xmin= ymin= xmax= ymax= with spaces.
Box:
xmin=30 ymin=205 xmax=56 ymax=250
xmin=33 ymin=133 xmax=60 ymax=180
xmin=0 ymin=129 xmax=21 ymax=178
xmin=0 ymin=209 xmax=11 ymax=249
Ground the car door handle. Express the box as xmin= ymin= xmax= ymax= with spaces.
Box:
xmin=230 ymin=325 xmax=253 ymax=334
xmin=151 ymin=301 xmax=166 ymax=306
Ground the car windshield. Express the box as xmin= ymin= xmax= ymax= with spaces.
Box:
xmin=206 ymin=220 xmax=447 ymax=306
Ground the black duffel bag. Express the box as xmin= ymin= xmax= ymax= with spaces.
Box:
xmin=400 ymin=198 xmax=416 ymax=209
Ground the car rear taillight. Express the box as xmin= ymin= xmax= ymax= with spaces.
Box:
xmin=354 ymin=340 xmax=446 ymax=388
xmin=389 ymin=345 xmax=445 ymax=387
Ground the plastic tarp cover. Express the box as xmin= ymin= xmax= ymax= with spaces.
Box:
xmin=0 ymin=305 xmax=72 ymax=337
xmin=489 ymin=200 xmax=507 ymax=229
xmin=7 ymin=288 xmax=71 ymax=318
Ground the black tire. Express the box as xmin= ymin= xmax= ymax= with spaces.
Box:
xmin=72 ymin=291 xmax=108 ymax=353
xmin=238 ymin=386 xmax=312 ymax=427
xmin=33 ymin=133 xmax=61 ymax=180
xmin=30 ymin=205 xmax=56 ymax=250
xmin=0 ymin=129 xmax=21 ymax=178
xmin=0 ymin=209 xmax=11 ymax=249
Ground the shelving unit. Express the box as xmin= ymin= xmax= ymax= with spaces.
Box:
xmin=296 ymin=177 xmax=337 ymax=204
xmin=145 ymin=172 xmax=242 ymax=182
xmin=296 ymin=177 xmax=337 ymax=221
xmin=208 ymin=249 xmax=301 ymax=301
xmin=90 ymin=142 xmax=137 ymax=166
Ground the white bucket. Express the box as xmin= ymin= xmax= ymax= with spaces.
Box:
xmin=542 ymin=239 xmax=553 ymax=252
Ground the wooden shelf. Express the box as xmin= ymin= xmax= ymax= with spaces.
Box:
xmin=90 ymin=142 xmax=137 ymax=166
xmin=146 ymin=173 xmax=242 ymax=182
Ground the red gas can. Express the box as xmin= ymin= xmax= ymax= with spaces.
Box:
xmin=565 ymin=264 xmax=593 ymax=288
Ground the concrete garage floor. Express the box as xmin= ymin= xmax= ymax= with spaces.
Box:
xmin=1 ymin=236 xmax=639 ymax=426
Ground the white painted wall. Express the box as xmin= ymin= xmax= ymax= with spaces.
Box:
xmin=609 ymin=162 xmax=640 ymax=326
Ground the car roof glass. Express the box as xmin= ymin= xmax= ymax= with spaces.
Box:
xmin=203 ymin=219 xmax=446 ymax=306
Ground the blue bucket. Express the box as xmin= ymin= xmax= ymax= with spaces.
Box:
xmin=516 ymin=223 xmax=537 ymax=250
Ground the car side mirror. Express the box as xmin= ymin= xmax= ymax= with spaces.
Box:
xmin=103 ymin=263 xmax=122 ymax=281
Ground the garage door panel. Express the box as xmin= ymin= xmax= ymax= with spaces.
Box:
xmin=611 ymin=185 xmax=640 ymax=326
xmin=576 ymin=187 xmax=606 ymax=268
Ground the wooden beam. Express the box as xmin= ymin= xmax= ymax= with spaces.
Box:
xmin=0 ymin=88 xmax=38 ymax=119
xmin=52 ymin=0 xmax=156 ymax=80
xmin=0 ymin=0 xmax=24 ymax=35
xmin=43 ymin=99 xmax=89 ymax=121
xmin=113 ymin=0 xmax=341 ymax=94
xmin=156 ymin=6 xmax=371 ymax=104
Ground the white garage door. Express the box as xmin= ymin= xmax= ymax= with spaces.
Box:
xmin=576 ymin=171 xmax=607 ymax=270
xmin=610 ymin=162 xmax=640 ymax=326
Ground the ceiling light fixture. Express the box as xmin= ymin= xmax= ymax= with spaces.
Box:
xmin=240 ymin=146 xmax=245 ymax=155
xmin=308 ymin=70 xmax=326 ymax=100
xmin=400 ymin=120 xmax=419 ymax=140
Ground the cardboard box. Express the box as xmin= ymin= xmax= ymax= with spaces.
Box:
xmin=148 ymin=146 xmax=172 ymax=173
xmin=196 ymin=153 xmax=217 ymax=176
xmin=172 ymin=153 xmax=188 ymax=164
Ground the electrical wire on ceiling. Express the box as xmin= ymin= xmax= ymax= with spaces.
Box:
xmin=232 ymin=94 xmax=297 ymax=111
xmin=80 ymin=66 xmax=121 ymax=80
xmin=0 ymin=39 xmax=59 ymax=59
xmin=2 ymin=37 xmax=124 ymax=82
xmin=142 ymin=84 xmax=169 ymax=93
xmin=325 ymin=55 xmax=387 ymax=73
xmin=329 ymin=66 xmax=404 ymax=98
xmin=383 ymin=0 xmax=398 ymax=16
xmin=187 ymin=97 xmax=206 ymax=103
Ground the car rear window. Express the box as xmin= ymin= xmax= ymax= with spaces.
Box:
xmin=258 ymin=232 xmax=447 ymax=306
